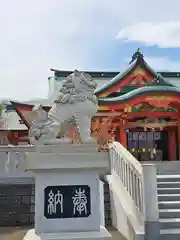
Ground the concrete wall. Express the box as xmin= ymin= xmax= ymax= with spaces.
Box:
xmin=155 ymin=161 xmax=180 ymax=174
xmin=35 ymin=171 xmax=101 ymax=233
xmin=100 ymin=180 xmax=105 ymax=227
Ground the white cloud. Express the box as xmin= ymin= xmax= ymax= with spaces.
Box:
xmin=1 ymin=0 xmax=180 ymax=100
xmin=117 ymin=21 xmax=180 ymax=48
xmin=0 ymin=0 xmax=123 ymax=100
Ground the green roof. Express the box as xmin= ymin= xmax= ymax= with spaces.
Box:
xmin=95 ymin=52 xmax=174 ymax=95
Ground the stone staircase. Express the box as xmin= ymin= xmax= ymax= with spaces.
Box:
xmin=104 ymin=182 xmax=112 ymax=227
xmin=157 ymin=174 xmax=180 ymax=239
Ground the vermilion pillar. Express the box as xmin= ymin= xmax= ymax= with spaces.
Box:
xmin=120 ymin=127 xmax=127 ymax=148
xmin=178 ymin=117 xmax=180 ymax=160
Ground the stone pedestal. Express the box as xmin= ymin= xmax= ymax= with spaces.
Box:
xmin=23 ymin=144 xmax=111 ymax=240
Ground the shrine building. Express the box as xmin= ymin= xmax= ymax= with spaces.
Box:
xmin=9 ymin=50 xmax=180 ymax=161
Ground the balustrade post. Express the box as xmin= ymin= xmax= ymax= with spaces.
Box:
xmin=142 ymin=164 xmax=160 ymax=240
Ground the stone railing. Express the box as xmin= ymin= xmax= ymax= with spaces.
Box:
xmin=0 ymin=145 xmax=35 ymax=176
xmin=0 ymin=144 xmax=159 ymax=228
xmin=109 ymin=141 xmax=159 ymax=225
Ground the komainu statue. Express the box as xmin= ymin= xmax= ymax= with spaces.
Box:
xmin=29 ymin=70 xmax=98 ymax=144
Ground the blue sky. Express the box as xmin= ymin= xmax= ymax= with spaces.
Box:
xmin=0 ymin=0 xmax=180 ymax=100
xmin=92 ymin=43 xmax=180 ymax=71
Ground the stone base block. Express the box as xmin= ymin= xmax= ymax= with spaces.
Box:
xmin=23 ymin=226 xmax=111 ymax=240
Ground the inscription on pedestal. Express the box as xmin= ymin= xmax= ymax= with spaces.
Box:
xmin=44 ymin=185 xmax=91 ymax=219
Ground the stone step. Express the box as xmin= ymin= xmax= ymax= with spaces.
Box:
xmin=158 ymin=182 xmax=180 ymax=188
xmin=158 ymin=188 xmax=180 ymax=194
xmin=160 ymin=228 xmax=180 ymax=240
xmin=159 ymin=209 xmax=180 ymax=219
xmin=158 ymin=194 xmax=180 ymax=202
xmin=160 ymin=218 xmax=180 ymax=229
xmin=159 ymin=201 xmax=180 ymax=209
xmin=110 ymin=229 xmax=127 ymax=240
xmin=157 ymin=175 xmax=180 ymax=183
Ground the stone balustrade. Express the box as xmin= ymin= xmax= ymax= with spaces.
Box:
xmin=0 ymin=145 xmax=35 ymax=178
xmin=0 ymin=143 xmax=160 ymax=239
xmin=109 ymin=142 xmax=144 ymax=217
xmin=109 ymin=141 xmax=160 ymax=239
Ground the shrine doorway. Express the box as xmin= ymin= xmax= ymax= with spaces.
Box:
xmin=127 ymin=129 xmax=169 ymax=161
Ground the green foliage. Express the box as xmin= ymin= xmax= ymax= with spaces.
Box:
xmin=0 ymin=103 xmax=4 ymax=116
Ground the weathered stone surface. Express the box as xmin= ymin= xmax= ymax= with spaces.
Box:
xmin=29 ymin=70 xmax=98 ymax=145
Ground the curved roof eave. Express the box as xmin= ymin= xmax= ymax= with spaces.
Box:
xmin=94 ymin=60 xmax=137 ymax=94
xmin=98 ymin=86 xmax=180 ymax=105
xmin=95 ymin=58 xmax=174 ymax=95
xmin=10 ymin=101 xmax=51 ymax=109
xmin=143 ymin=61 xmax=173 ymax=87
